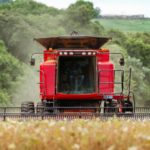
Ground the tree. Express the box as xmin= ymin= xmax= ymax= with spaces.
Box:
xmin=128 ymin=31 xmax=150 ymax=45
xmin=0 ymin=40 xmax=25 ymax=106
xmin=0 ymin=0 xmax=61 ymax=16
xmin=0 ymin=11 xmax=44 ymax=62
xmin=69 ymin=0 xmax=98 ymax=19
xmin=95 ymin=7 xmax=101 ymax=17
xmin=125 ymin=39 xmax=150 ymax=67
xmin=105 ymin=29 xmax=127 ymax=46
xmin=65 ymin=2 xmax=104 ymax=36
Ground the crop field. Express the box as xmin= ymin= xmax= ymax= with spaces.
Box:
xmin=92 ymin=19 xmax=150 ymax=32
xmin=1 ymin=118 xmax=150 ymax=150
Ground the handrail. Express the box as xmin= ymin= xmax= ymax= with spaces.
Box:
xmin=98 ymin=70 xmax=124 ymax=95
xmin=97 ymin=52 xmax=124 ymax=60
xmin=128 ymin=68 xmax=132 ymax=96
xmin=37 ymin=70 xmax=45 ymax=95
xmin=31 ymin=52 xmax=58 ymax=60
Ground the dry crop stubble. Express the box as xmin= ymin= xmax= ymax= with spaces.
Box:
xmin=0 ymin=118 xmax=150 ymax=150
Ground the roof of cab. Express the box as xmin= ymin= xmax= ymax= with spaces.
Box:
xmin=34 ymin=36 xmax=111 ymax=50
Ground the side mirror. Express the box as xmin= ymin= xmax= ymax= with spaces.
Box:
xmin=29 ymin=58 xmax=35 ymax=66
xmin=119 ymin=58 xmax=124 ymax=66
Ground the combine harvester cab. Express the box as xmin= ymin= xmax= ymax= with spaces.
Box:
xmin=27 ymin=33 xmax=135 ymax=118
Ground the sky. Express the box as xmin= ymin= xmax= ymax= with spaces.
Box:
xmin=35 ymin=0 xmax=150 ymax=17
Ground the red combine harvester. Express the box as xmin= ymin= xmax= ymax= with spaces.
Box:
xmin=22 ymin=33 xmax=135 ymax=116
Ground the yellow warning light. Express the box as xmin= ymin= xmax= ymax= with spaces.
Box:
xmin=49 ymin=48 xmax=52 ymax=51
xmin=102 ymin=48 xmax=106 ymax=51
xmin=124 ymin=96 xmax=131 ymax=98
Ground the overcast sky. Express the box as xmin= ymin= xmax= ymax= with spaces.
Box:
xmin=35 ymin=0 xmax=150 ymax=17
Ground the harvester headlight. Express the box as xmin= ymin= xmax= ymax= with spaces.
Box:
xmin=69 ymin=52 xmax=74 ymax=55
xmin=93 ymin=52 xmax=96 ymax=55
xmin=82 ymin=52 xmax=86 ymax=55
xmin=64 ymin=52 xmax=68 ymax=55
xmin=88 ymin=52 xmax=92 ymax=55
xmin=59 ymin=52 xmax=63 ymax=55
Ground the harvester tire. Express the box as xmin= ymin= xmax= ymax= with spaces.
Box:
xmin=104 ymin=100 xmax=118 ymax=115
xmin=21 ymin=101 xmax=35 ymax=115
xmin=123 ymin=101 xmax=134 ymax=116
xmin=37 ymin=102 xmax=44 ymax=114
xmin=36 ymin=102 xmax=49 ymax=114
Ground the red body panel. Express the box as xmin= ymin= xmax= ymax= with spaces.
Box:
xmin=57 ymin=93 xmax=98 ymax=99
xmin=97 ymin=50 xmax=109 ymax=62
xmin=44 ymin=50 xmax=57 ymax=61
xmin=40 ymin=62 xmax=56 ymax=96
xmin=97 ymin=50 xmax=114 ymax=94
xmin=40 ymin=94 xmax=124 ymax=100
xmin=98 ymin=62 xmax=114 ymax=94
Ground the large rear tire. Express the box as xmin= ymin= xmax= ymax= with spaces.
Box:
xmin=21 ymin=101 xmax=35 ymax=114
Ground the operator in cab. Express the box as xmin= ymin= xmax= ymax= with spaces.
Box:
xmin=65 ymin=61 xmax=84 ymax=91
